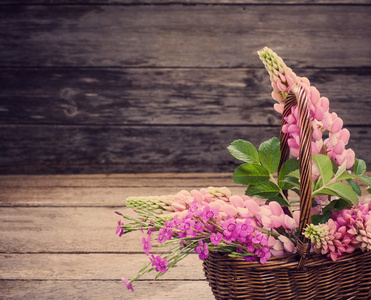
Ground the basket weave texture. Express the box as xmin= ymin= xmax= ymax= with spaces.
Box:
xmin=203 ymin=85 xmax=371 ymax=299
xmin=203 ymin=250 xmax=371 ymax=300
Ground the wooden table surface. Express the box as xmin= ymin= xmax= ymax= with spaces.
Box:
xmin=1 ymin=173 xmax=370 ymax=299
xmin=0 ymin=173 xmax=249 ymax=299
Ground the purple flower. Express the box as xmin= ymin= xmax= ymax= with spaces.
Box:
xmin=201 ymin=206 xmax=219 ymax=222
xmin=179 ymin=218 xmax=197 ymax=237
xmin=142 ymin=235 xmax=152 ymax=256
xmin=150 ymin=255 xmax=169 ymax=273
xmin=221 ymin=218 xmax=237 ymax=241
xmin=210 ymin=232 xmax=223 ymax=246
xmin=116 ymin=220 xmax=124 ymax=237
xmin=121 ymin=277 xmax=133 ymax=292
xmin=244 ymin=256 xmax=258 ymax=262
xmin=236 ymin=220 xmax=254 ymax=238
xmin=195 ymin=240 xmax=209 ymax=260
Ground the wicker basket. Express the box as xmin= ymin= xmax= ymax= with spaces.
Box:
xmin=203 ymin=85 xmax=371 ymax=300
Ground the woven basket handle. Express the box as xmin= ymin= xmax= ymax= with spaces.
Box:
xmin=278 ymin=84 xmax=312 ymax=269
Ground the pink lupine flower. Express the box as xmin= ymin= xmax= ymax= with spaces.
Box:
xmin=268 ymin=201 xmax=283 ymax=216
xmin=244 ymin=199 xmax=260 ymax=215
xmin=230 ymin=195 xmax=244 ymax=208
xmin=220 ymin=204 xmax=238 ymax=217
xmin=278 ymin=235 xmax=296 ymax=253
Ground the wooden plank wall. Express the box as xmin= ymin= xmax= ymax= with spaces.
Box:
xmin=0 ymin=0 xmax=370 ymax=174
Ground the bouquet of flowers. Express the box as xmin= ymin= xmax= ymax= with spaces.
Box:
xmin=116 ymin=47 xmax=371 ymax=292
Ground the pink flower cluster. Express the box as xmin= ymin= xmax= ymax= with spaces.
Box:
xmin=305 ymin=199 xmax=371 ymax=261
xmin=258 ymin=47 xmax=355 ymax=170
xmin=130 ymin=187 xmax=301 ymax=265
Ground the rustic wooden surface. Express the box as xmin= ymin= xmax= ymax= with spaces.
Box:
xmin=0 ymin=173 xmax=241 ymax=299
xmin=1 ymin=1 xmax=371 ymax=174
xmin=0 ymin=173 xmax=370 ymax=299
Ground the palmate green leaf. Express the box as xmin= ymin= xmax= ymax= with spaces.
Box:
xmin=312 ymin=154 xmax=334 ymax=185
xmin=258 ymin=137 xmax=281 ymax=174
xmin=245 ymin=181 xmax=280 ymax=199
xmin=314 ymin=182 xmax=358 ymax=206
xmin=227 ymin=139 xmax=259 ymax=164
xmin=233 ymin=164 xmax=270 ymax=186
xmin=278 ymin=158 xmax=299 ymax=189
xmin=354 ymin=158 xmax=367 ymax=176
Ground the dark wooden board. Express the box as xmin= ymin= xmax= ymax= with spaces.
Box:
xmin=1 ymin=5 xmax=370 ymax=68
xmin=0 ymin=0 xmax=369 ymax=3
xmin=1 ymin=125 xmax=370 ymax=174
xmin=1 ymin=67 xmax=371 ymax=126
xmin=0 ymin=125 xmax=368 ymax=174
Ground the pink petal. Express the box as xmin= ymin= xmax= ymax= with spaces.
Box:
xmin=331 ymin=117 xmax=343 ymax=133
xmin=244 ymin=199 xmax=260 ymax=215
xmin=310 ymin=86 xmax=320 ymax=106
xmin=230 ymin=195 xmax=244 ymax=208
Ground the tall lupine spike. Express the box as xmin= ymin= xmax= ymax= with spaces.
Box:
xmin=125 ymin=196 xmax=175 ymax=213
xmin=257 ymin=47 xmax=299 ymax=105
xmin=258 ymin=47 xmax=355 ymax=170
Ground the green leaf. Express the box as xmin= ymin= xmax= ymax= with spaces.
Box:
xmin=346 ymin=178 xmax=362 ymax=196
xmin=227 ymin=139 xmax=259 ymax=164
xmin=266 ymin=197 xmax=290 ymax=207
xmin=356 ymin=175 xmax=371 ymax=188
xmin=281 ymin=176 xmax=300 ymax=188
xmin=311 ymin=211 xmax=332 ymax=225
xmin=287 ymin=169 xmax=300 ymax=179
xmin=233 ymin=164 xmax=270 ymax=186
xmin=334 ymin=160 xmax=352 ymax=180
xmin=258 ymin=137 xmax=281 ymax=174
xmin=322 ymin=198 xmax=351 ymax=213
xmin=335 ymin=171 xmax=353 ymax=181
xmin=312 ymin=154 xmax=334 ymax=185
xmin=354 ymin=158 xmax=367 ymax=176
xmin=278 ymin=158 xmax=299 ymax=189
xmin=314 ymin=182 xmax=358 ymax=206
xmin=245 ymin=181 xmax=280 ymax=199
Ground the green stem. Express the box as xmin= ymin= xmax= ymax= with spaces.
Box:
xmin=269 ymin=174 xmax=293 ymax=215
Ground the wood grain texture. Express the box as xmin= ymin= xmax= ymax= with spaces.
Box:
xmin=0 ymin=280 xmax=214 ymax=300
xmin=1 ymin=68 xmax=371 ymax=126
xmin=1 ymin=5 xmax=371 ymax=68
xmin=1 ymin=0 xmax=369 ymax=4
xmin=1 ymin=125 xmax=370 ymax=174
xmin=0 ymin=174 xmax=370 ymax=299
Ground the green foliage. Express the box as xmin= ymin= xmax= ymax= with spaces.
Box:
xmin=278 ymin=159 xmax=299 ymax=189
xmin=228 ymin=137 xmax=368 ymax=217
xmin=312 ymin=154 xmax=333 ymax=185
xmin=258 ymin=137 xmax=281 ymax=174
xmin=354 ymin=158 xmax=367 ymax=176
xmin=233 ymin=164 xmax=270 ymax=185
xmin=227 ymin=139 xmax=260 ymax=164
xmin=245 ymin=181 xmax=280 ymax=199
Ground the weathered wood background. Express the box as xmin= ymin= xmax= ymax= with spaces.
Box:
xmin=1 ymin=1 xmax=371 ymax=174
